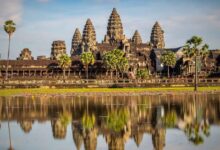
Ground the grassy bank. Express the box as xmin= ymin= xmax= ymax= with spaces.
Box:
xmin=0 ymin=86 xmax=220 ymax=96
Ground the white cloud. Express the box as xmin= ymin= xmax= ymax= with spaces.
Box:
xmin=0 ymin=0 xmax=23 ymax=25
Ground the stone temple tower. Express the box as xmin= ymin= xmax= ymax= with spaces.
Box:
xmin=150 ymin=21 xmax=165 ymax=49
xmin=17 ymin=48 xmax=34 ymax=60
xmin=103 ymin=8 xmax=125 ymax=44
xmin=131 ymin=30 xmax=142 ymax=45
xmin=71 ymin=28 xmax=82 ymax=55
xmin=51 ymin=40 xmax=66 ymax=60
xmin=81 ymin=18 xmax=97 ymax=53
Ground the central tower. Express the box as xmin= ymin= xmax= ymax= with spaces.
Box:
xmin=103 ymin=8 xmax=125 ymax=44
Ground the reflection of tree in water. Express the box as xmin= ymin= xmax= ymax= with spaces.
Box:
xmin=81 ymin=112 xmax=97 ymax=150
xmin=20 ymin=121 xmax=33 ymax=133
xmin=82 ymin=112 xmax=95 ymax=130
xmin=183 ymin=94 xmax=210 ymax=145
xmin=163 ymin=110 xmax=177 ymax=128
xmin=106 ymin=108 xmax=130 ymax=132
xmin=152 ymin=105 xmax=166 ymax=150
xmin=105 ymin=108 xmax=131 ymax=150
xmin=51 ymin=112 xmax=71 ymax=139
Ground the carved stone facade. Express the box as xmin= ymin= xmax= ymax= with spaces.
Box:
xmin=17 ymin=48 xmax=34 ymax=60
xmin=71 ymin=28 xmax=82 ymax=55
xmin=131 ymin=30 xmax=142 ymax=45
xmin=150 ymin=22 xmax=165 ymax=49
xmin=103 ymin=8 xmax=125 ymax=44
xmin=51 ymin=40 xmax=66 ymax=60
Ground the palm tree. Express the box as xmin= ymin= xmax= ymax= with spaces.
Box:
xmin=6 ymin=101 xmax=13 ymax=150
xmin=103 ymin=49 xmax=126 ymax=79
xmin=160 ymin=50 xmax=176 ymax=78
xmin=80 ymin=52 xmax=95 ymax=80
xmin=117 ymin=57 xmax=129 ymax=78
xmin=103 ymin=51 xmax=117 ymax=79
xmin=57 ymin=54 xmax=72 ymax=79
xmin=4 ymin=20 xmax=16 ymax=80
xmin=183 ymin=36 xmax=209 ymax=91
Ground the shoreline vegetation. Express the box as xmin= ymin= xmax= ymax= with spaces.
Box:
xmin=0 ymin=86 xmax=220 ymax=97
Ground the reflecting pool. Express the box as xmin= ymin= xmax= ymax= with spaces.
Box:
xmin=0 ymin=93 xmax=220 ymax=150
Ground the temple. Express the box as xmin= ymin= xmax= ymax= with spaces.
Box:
xmin=0 ymin=8 xmax=220 ymax=80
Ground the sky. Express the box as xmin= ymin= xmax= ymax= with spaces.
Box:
xmin=0 ymin=0 xmax=220 ymax=59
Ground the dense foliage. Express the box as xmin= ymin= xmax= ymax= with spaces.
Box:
xmin=4 ymin=20 xmax=16 ymax=36
xmin=183 ymin=36 xmax=209 ymax=59
xmin=136 ymin=68 xmax=149 ymax=79
xmin=103 ymin=49 xmax=128 ymax=79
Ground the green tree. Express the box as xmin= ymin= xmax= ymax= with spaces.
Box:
xmin=117 ymin=57 xmax=129 ymax=78
xmin=80 ymin=52 xmax=95 ymax=80
xmin=136 ymin=68 xmax=149 ymax=79
xmin=4 ymin=20 xmax=16 ymax=80
xmin=183 ymin=36 xmax=209 ymax=91
xmin=103 ymin=49 xmax=128 ymax=79
xmin=160 ymin=50 xmax=176 ymax=78
xmin=57 ymin=54 xmax=72 ymax=79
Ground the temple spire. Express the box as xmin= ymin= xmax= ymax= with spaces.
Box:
xmin=150 ymin=21 xmax=165 ymax=49
xmin=71 ymin=28 xmax=82 ymax=55
xmin=17 ymin=48 xmax=34 ymax=60
xmin=103 ymin=8 xmax=124 ymax=44
xmin=81 ymin=18 xmax=97 ymax=53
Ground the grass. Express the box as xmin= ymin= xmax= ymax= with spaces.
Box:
xmin=0 ymin=86 xmax=220 ymax=97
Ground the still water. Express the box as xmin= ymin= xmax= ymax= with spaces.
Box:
xmin=0 ymin=93 xmax=220 ymax=150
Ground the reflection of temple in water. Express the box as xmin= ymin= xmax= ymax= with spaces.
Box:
xmin=20 ymin=121 xmax=33 ymax=133
xmin=0 ymin=93 xmax=220 ymax=150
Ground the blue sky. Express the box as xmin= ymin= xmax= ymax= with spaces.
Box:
xmin=0 ymin=0 xmax=220 ymax=59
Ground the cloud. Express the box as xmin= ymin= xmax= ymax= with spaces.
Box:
xmin=0 ymin=0 xmax=23 ymax=25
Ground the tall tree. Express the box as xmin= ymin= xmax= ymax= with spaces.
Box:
xmin=4 ymin=20 xmax=16 ymax=80
xmin=117 ymin=57 xmax=129 ymax=78
xmin=57 ymin=54 xmax=72 ymax=79
xmin=103 ymin=49 xmax=128 ymax=79
xmin=161 ymin=50 xmax=176 ymax=78
xmin=80 ymin=52 xmax=95 ymax=80
xmin=183 ymin=36 xmax=209 ymax=91
xmin=103 ymin=51 xmax=117 ymax=79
